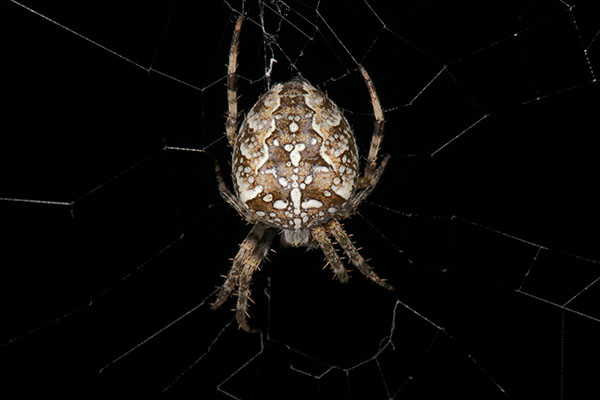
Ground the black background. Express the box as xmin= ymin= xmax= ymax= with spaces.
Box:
xmin=1 ymin=1 xmax=599 ymax=399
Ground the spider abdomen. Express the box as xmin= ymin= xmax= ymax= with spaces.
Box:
xmin=232 ymin=80 xmax=359 ymax=231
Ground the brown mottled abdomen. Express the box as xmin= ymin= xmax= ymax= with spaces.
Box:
xmin=232 ymin=80 xmax=358 ymax=230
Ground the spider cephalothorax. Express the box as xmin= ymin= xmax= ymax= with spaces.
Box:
xmin=212 ymin=14 xmax=393 ymax=332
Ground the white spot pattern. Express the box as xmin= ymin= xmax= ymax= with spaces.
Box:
xmin=232 ymin=80 xmax=359 ymax=230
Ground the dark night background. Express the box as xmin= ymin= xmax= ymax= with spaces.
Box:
xmin=1 ymin=1 xmax=599 ymax=399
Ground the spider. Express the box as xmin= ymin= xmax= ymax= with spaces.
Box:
xmin=211 ymin=14 xmax=393 ymax=332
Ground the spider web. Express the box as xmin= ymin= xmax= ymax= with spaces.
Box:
xmin=2 ymin=0 xmax=599 ymax=399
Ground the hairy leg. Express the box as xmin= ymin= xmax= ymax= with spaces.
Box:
xmin=225 ymin=14 xmax=244 ymax=146
xmin=211 ymin=223 xmax=275 ymax=332
xmin=215 ymin=161 xmax=257 ymax=224
xmin=359 ymin=65 xmax=385 ymax=190
xmin=339 ymin=66 xmax=390 ymax=218
xmin=340 ymin=154 xmax=390 ymax=218
xmin=328 ymin=219 xmax=394 ymax=291
xmin=235 ymin=226 xmax=275 ymax=332
xmin=311 ymin=225 xmax=350 ymax=283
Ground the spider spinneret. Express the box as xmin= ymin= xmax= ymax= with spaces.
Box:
xmin=212 ymin=13 xmax=393 ymax=332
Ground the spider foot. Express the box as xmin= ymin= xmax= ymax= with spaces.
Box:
xmin=210 ymin=277 xmax=238 ymax=310
xmin=330 ymin=265 xmax=350 ymax=283
xmin=370 ymin=275 xmax=395 ymax=291
xmin=236 ymin=308 xmax=260 ymax=333
xmin=210 ymin=291 xmax=228 ymax=310
xmin=359 ymin=153 xmax=391 ymax=190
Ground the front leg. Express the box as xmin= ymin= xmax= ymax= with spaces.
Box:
xmin=225 ymin=14 xmax=244 ymax=146
xmin=341 ymin=154 xmax=390 ymax=218
xmin=311 ymin=225 xmax=350 ymax=284
xmin=328 ymin=219 xmax=394 ymax=290
xmin=211 ymin=223 xmax=275 ymax=332
xmin=215 ymin=161 xmax=258 ymax=224
xmin=359 ymin=65 xmax=385 ymax=190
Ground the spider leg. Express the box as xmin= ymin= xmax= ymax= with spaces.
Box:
xmin=328 ymin=219 xmax=394 ymax=291
xmin=215 ymin=161 xmax=258 ymax=224
xmin=340 ymin=154 xmax=390 ymax=218
xmin=311 ymin=226 xmax=350 ymax=283
xmin=358 ymin=65 xmax=385 ymax=190
xmin=225 ymin=14 xmax=244 ymax=147
xmin=211 ymin=223 xmax=276 ymax=332
xmin=339 ymin=66 xmax=390 ymax=218
xmin=236 ymin=226 xmax=276 ymax=332
xmin=211 ymin=223 xmax=265 ymax=310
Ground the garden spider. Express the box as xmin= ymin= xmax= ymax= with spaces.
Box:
xmin=211 ymin=13 xmax=393 ymax=332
